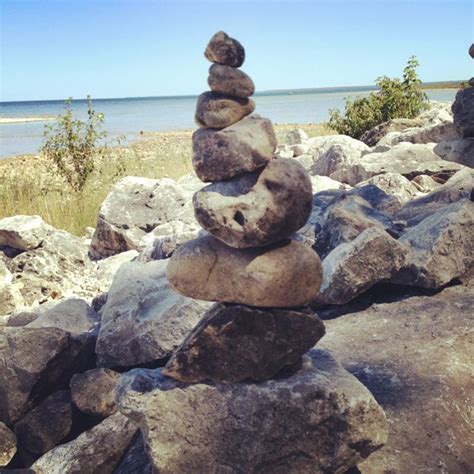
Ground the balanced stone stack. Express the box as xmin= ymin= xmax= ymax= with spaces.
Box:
xmin=165 ymin=31 xmax=325 ymax=383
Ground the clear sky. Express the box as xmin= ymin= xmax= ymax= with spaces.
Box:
xmin=1 ymin=0 xmax=472 ymax=102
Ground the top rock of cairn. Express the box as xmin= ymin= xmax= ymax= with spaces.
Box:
xmin=204 ymin=31 xmax=245 ymax=68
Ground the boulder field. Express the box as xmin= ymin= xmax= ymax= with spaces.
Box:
xmin=0 ymin=37 xmax=473 ymax=473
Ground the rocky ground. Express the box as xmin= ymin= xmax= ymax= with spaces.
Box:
xmin=0 ymin=95 xmax=473 ymax=472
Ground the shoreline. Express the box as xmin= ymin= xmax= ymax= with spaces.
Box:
xmin=0 ymin=116 xmax=54 ymax=124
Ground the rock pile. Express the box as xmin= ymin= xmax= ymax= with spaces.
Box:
xmin=116 ymin=31 xmax=388 ymax=473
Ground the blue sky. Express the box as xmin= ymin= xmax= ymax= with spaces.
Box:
xmin=1 ymin=0 xmax=472 ymax=101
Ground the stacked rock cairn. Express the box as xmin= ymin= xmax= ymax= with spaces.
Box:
xmin=164 ymin=31 xmax=325 ymax=384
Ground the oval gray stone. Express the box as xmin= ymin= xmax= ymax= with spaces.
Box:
xmin=192 ymin=115 xmax=277 ymax=182
xmin=195 ymin=91 xmax=255 ymax=129
xmin=167 ymin=236 xmax=323 ymax=308
xmin=204 ymin=31 xmax=245 ymax=68
xmin=193 ymin=158 xmax=313 ymax=248
xmin=208 ymin=64 xmax=255 ymax=98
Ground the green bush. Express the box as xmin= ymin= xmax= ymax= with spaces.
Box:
xmin=328 ymin=56 xmax=429 ymax=139
xmin=41 ymin=96 xmax=115 ymax=193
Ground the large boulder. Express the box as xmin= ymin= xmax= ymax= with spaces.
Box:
xmin=452 ymin=87 xmax=474 ymax=138
xmin=0 ymin=422 xmax=17 ymax=467
xmin=95 ymin=259 xmax=210 ymax=368
xmin=314 ymin=227 xmax=411 ymax=306
xmin=434 ymin=138 xmax=474 ymax=168
xmin=32 ymin=411 xmax=138 ymax=474
xmin=163 ymin=303 xmax=325 ymax=383
xmin=90 ymin=177 xmax=198 ymax=259
xmin=117 ymin=349 xmax=388 ymax=474
xmin=394 ymin=199 xmax=474 ymax=288
xmin=319 ymin=279 xmax=474 ymax=474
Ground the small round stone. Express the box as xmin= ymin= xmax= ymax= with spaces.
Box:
xmin=195 ymin=91 xmax=255 ymax=129
xmin=204 ymin=31 xmax=245 ymax=68
xmin=208 ymin=64 xmax=255 ymax=98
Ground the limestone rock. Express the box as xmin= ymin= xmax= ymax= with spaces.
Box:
xmin=286 ymin=128 xmax=309 ymax=145
xmin=14 ymin=390 xmax=73 ymax=455
xmin=92 ymin=249 xmax=139 ymax=291
xmin=117 ymin=349 xmax=388 ymax=474
xmin=383 ymin=122 xmax=458 ymax=146
xmin=195 ymin=91 xmax=255 ymax=129
xmin=0 ymin=422 xmax=17 ymax=467
xmin=167 ymin=236 xmax=323 ymax=308
xmin=32 ymin=412 xmax=137 ymax=474
xmin=163 ymin=303 xmax=325 ymax=383
xmin=90 ymin=176 xmax=197 ymax=259
xmin=194 ymin=158 xmax=312 ymax=248
xmin=319 ymin=281 xmax=474 ymax=474
xmin=434 ymin=138 xmax=474 ymax=168
xmin=360 ymin=118 xmax=424 ymax=146
xmin=204 ymin=31 xmax=245 ymax=68
xmin=192 ymin=115 xmax=276 ymax=182
xmin=96 ymin=259 xmax=210 ymax=368
xmin=310 ymin=175 xmax=350 ymax=193
xmin=0 ymin=215 xmax=51 ymax=251
xmin=394 ymin=199 xmax=474 ymax=288
xmin=411 ymin=174 xmax=441 ymax=193
xmin=208 ymin=64 xmax=254 ymax=97
xmin=315 ymin=227 xmax=411 ymax=305
xmin=452 ymin=87 xmax=474 ymax=138
xmin=70 ymin=368 xmax=120 ymax=417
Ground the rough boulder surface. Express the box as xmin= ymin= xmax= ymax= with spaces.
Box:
xmin=208 ymin=63 xmax=255 ymax=97
xmin=204 ymin=31 xmax=245 ymax=68
xmin=452 ymin=87 xmax=474 ymax=138
xmin=0 ymin=422 xmax=17 ymax=467
xmin=163 ymin=303 xmax=326 ymax=383
xmin=117 ymin=349 xmax=388 ymax=474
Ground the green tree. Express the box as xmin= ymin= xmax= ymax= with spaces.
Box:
xmin=41 ymin=96 xmax=111 ymax=193
xmin=328 ymin=56 xmax=429 ymax=139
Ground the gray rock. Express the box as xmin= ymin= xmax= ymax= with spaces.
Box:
xmin=286 ymin=128 xmax=308 ymax=145
xmin=32 ymin=412 xmax=137 ymax=474
xmin=387 ymin=122 xmax=458 ymax=146
xmin=0 ymin=422 xmax=17 ymax=467
xmin=14 ymin=390 xmax=73 ymax=455
xmin=394 ymin=199 xmax=474 ymax=288
xmin=192 ymin=115 xmax=276 ymax=182
xmin=113 ymin=433 xmax=152 ymax=474
xmin=167 ymin=236 xmax=323 ymax=308
xmin=360 ymin=118 xmax=425 ymax=146
xmin=204 ymin=31 xmax=245 ymax=68
xmin=394 ymin=168 xmax=473 ymax=227
xmin=434 ymin=138 xmax=474 ymax=168
xmin=70 ymin=368 xmax=120 ymax=417
xmin=163 ymin=303 xmax=325 ymax=383
xmin=319 ymin=280 xmax=474 ymax=474
xmin=195 ymin=91 xmax=255 ymax=129
xmin=0 ymin=215 xmax=50 ymax=251
xmin=208 ymin=64 xmax=254 ymax=98
xmin=452 ymin=87 xmax=474 ymax=138
xmin=314 ymin=227 xmax=411 ymax=305
xmin=90 ymin=176 xmax=197 ymax=259
xmin=117 ymin=349 xmax=388 ymax=474
xmin=194 ymin=158 xmax=312 ymax=248
xmin=96 ymin=259 xmax=210 ymax=368
xmin=92 ymin=250 xmax=139 ymax=292
xmin=411 ymin=174 xmax=442 ymax=193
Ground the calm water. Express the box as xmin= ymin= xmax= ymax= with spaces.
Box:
xmin=0 ymin=89 xmax=457 ymax=158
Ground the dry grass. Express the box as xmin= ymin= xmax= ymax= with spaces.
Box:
xmin=0 ymin=124 xmax=334 ymax=236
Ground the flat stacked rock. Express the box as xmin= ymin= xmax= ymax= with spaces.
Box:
xmin=166 ymin=30 xmax=324 ymax=383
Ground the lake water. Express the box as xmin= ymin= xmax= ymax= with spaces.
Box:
xmin=0 ymin=89 xmax=457 ymax=158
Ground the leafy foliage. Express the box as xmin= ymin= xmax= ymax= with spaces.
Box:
xmin=328 ymin=56 xmax=429 ymax=139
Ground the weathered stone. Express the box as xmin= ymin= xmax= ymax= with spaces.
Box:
xmin=452 ymin=87 xmax=474 ymax=138
xmin=394 ymin=168 xmax=473 ymax=227
xmin=163 ymin=303 xmax=325 ymax=383
xmin=310 ymin=175 xmax=350 ymax=193
xmin=96 ymin=259 xmax=210 ymax=368
xmin=32 ymin=412 xmax=137 ymax=474
xmin=286 ymin=128 xmax=309 ymax=145
xmin=194 ymin=158 xmax=312 ymax=248
xmin=167 ymin=236 xmax=323 ymax=308
xmin=410 ymin=174 xmax=441 ymax=193
xmin=0 ymin=215 xmax=51 ymax=251
xmin=90 ymin=176 xmax=197 ymax=259
xmin=117 ymin=349 xmax=388 ymax=474
xmin=319 ymin=280 xmax=474 ymax=474
xmin=92 ymin=250 xmax=139 ymax=292
xmin=383 ymin=122 xmax=459 ymax=146
xmin=192 ymin=115 xmax=276 ymax=182
xmin=434 ymin=138 xmax=474 ymax=168
xmin=195 ymin=91 xmax=255 ymax=129
xmin=208 ymin=64 xmax=254 ymax=97
xmin=314 ymin=227 xmax=411 ymax=305
xmin=113 ymin=433 xmax=152 ymax=474
xmin=14 ymin=390 xmax=73 ymax=455
xmin=394 ymin=199 xmax=474 ymax=288
xmin=70 ymin=368 xmax=120 ymax=417
xmin=204 ymin=31 xmax=245 ymax=68
xmin=0 ymin=422 xmax=17 ymax=467
xmin=360 ymin=118 xmax=424 ymax=146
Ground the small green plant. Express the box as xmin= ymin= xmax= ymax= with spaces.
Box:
xmin=41 ymin=96 xmax=112 ymax=193
xmin=328 ymin=56 xmax=429 ymax=139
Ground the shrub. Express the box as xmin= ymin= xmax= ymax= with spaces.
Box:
xmin=328 ymin=56 xmax=429 ymax=139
